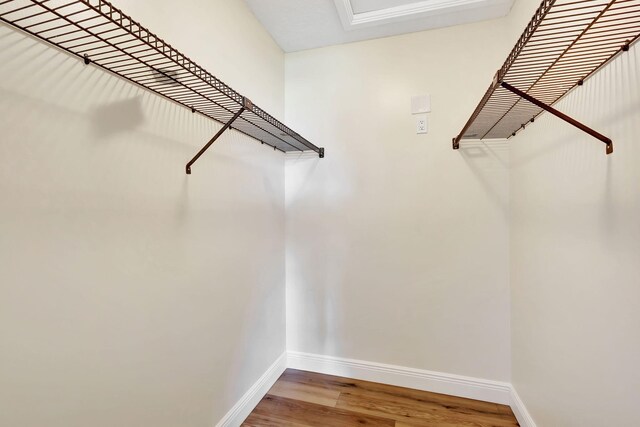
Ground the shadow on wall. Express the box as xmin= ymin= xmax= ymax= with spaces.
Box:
xmin=0 ymin=31 xmax=147 ymax=148
xmin=509 ymin=45 xmax=639 ymax=170
xmin=0 ymin=27 xmax=280 ymax=180
xmin=284 ymin=151 xmax=321 ymax=210
xmin=459 ymin=140 xmax=509 ymax=219
xmin=509 ymin=41 xmax=640 ymax=249
xmin=0 ymin=28 xmax=192 ymax=151
xmin=89 ymin=96 xmax=145 ymax=138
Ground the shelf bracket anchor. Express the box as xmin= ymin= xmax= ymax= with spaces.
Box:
xmin=186 ymin=98 xmax=250 ymax=174
xmin=501 ymin=82 xmax=613 ymax=155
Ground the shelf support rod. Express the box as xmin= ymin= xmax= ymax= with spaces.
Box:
xmin=501 ymin=82 xmax=613 ymax=155
xmin=186 ymin=100 xmax=248 ymax=174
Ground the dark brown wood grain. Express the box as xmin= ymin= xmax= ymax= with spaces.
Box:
xmin=242 ymin=369 xmax=519 ymax=427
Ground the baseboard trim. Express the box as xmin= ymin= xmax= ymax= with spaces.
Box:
xmin=287 ymin=351 xmax=511 ymax=405
xmin=510 ymin=386 xmax=537 ymax=427
xmin=214 ymin=351 xmax=535 ymax=426
xmin=215 ymin=352 xmax=287 ymax=427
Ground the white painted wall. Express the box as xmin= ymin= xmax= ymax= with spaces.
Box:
xmin=0 ymin=1 xmax=286 ymax=426
xmin=283 ymin=0 xmax=538 ymax=381
xmin=510 ymin=41 xmax=640 ymax=427
xmin=4 ymin=0 xmax=637 ymax=424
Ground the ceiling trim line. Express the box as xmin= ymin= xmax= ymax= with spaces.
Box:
xmin=334 ymin=0 xmax=355 ymax=30
xmin=334 ymin=0 xmax=507 ymax=30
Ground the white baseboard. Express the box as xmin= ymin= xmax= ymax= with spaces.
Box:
xmin=214 ymin=351 xmax=536 ymax=427
xmin=287 ymin=351 xmax=511 ymax=405
xmin=510 ymin=386 xmax=537 ymax=427
xmin=215 ymin=352 xmax=286 ymax=427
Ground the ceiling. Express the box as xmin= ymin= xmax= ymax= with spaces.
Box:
xmin=244 ymin=0 xmax=516 ymax=52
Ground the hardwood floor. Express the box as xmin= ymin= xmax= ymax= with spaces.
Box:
xmin=243 ymin=369 xmax=519 ymax=426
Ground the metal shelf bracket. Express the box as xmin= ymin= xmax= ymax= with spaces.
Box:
xmin=186 ymin=98 xmax=251 ymax=174
xmin=500 ymin=82 xmax=613 ymax=155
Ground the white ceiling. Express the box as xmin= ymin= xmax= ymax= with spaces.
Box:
xmin=244 ymin=0 xmax=515 ymax=52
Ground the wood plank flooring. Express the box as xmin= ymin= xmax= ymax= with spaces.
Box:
xmin=243 ymin=369 xmax=519 ymax=427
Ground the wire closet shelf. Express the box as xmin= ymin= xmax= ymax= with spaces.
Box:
xmin=0 ymin=0 xmax=324 ymax=173
xmin=453 ymin=0 xmax=640 ymax=154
